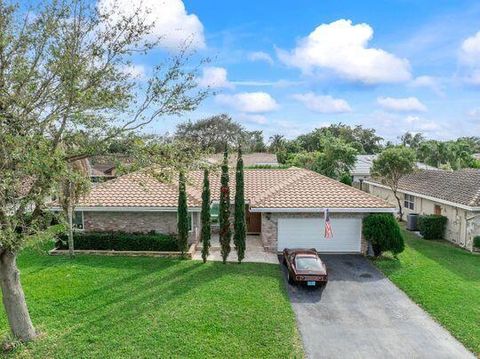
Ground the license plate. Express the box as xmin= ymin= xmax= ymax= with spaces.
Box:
xmin=307 ymin=281 xmax=316 ymax=286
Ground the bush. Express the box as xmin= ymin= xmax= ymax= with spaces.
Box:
xmin=339 ymin=173 xmax=353 ymax=186
xmin=363 ymin=213 xmax=405 ymax=257
xmin=417 ymin=215 xmax=447 ymax=240
xmin=56 ymin=232 xmax=178 ymax=251
xmin=473 ymin=236 xmax=480 ymax=249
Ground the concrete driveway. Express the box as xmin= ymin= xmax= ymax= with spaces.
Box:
xmin=284 ymin=254 xmax=474 ymax=359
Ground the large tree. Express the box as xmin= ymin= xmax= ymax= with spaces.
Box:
xmin=175 ymin=114 xmax=266 ymax=153
xmin=234 ymin=147 xmax=246 ymax=263
xmin=200 ymin=169 xmax=211 ymax=263
xmin=0 ymin=0 xmax=206 ymax=341
xmin=219 ymin=149 xmax=231 ymax=263
xmin=58 ymin=159 xmax=91 ymax=258
xmin=177 ymin=172 xmax=189 ymax=254
xmin=287 ymin=136 xmax=357 ymax=180
xmin=372 ymin=146 xmax=416 ymax=221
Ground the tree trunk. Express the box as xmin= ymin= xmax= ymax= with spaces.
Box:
xmin=67 ymin=205 xmax=75 ymax=258
xmin=0 ymin=250 xmax=37 ymax=342
xmin=393 ymin=190 xmax=403 ymax=221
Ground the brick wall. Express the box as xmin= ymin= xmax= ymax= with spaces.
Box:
xmin=83 ymin=211 xmax=201 ymax=243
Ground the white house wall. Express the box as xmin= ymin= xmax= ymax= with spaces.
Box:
xmin=365 ymin=184 xmax=476 ymax=251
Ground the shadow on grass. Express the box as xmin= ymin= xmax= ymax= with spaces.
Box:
xmin=379 ymin=229 xmax=480 ymax=283
xmin=14 ymin=250 xmax=290 ymax=346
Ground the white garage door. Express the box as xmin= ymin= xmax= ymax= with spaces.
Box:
xmin=277 ymin=217 xmax=361 ymax=253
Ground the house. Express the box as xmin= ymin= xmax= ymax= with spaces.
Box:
xmin=57 ymin=168 xmax=394 ymax=254
xmin=351 ymin=154 xmax=438 ymax=190
xmin=206 ymin=152 xmax=279 ymax=167
xmin=364 ymin=169 xmax=480 ymax=251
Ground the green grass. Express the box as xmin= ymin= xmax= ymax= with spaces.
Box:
xmin=0 ymin=247 xmax=303 ymax=358
xmin=374 ymin=228 xmax=480 ymax=355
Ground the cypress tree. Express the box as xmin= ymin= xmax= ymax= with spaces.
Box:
xmin=219 ymin=148 xmax=231 ymax=263
xmin=201 ymin=169 xmax=211 ymax=263
xmin=234 ymin=146 xmax=246 ymax=263
xmin=177 ymin=171 xmax=189 ymax=255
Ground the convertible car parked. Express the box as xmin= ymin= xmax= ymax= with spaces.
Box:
xmin=283 ymin=248 xmax=328 ymax=286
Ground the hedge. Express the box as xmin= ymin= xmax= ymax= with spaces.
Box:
xmin=56 ymin=232 xmax=179 ymax=252
xmin=474 ymin=236 xmax=480 ymax=249
xmin=417 ymin=215 xmax=448 ymax=240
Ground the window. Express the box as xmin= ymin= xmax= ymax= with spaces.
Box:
xmin=73 ymin=211 xmax=84 ymax=230
xmin=188 ymin=213 xmax=193 ymax=232
xmin=434 ymin=205 xmax=442 ymax=215
xmin=404 ymin=194 xmax=415 ymax=210
xmin=210 ymin=203 xmax=219 ymax=224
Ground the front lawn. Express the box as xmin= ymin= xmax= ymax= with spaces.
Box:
xmin=374 ymin=228 xmax=480 ymax=355
xmin=0 ymin=248 xmax=303 ymax=358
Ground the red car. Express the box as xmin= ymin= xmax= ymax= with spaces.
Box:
xmin=283 ymin=248 xmax=328 ymax=287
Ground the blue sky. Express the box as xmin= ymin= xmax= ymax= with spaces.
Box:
xmin=108 ymin=0 xmax=480 ymax=142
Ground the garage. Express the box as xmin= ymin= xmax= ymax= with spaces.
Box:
xmin=277 ymin=217 xmax=362 ymax=253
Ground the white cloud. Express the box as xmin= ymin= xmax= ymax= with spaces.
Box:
xmin=215 ymin=92 xmax=278 ymax=113
xmin=277 ymin=19 xmax=411 ymax=84
xmin=467 ymin=108 xmax=480 ymax=119
xmin=293 ymin=93 xmax=352 ymax=113
xmin=236 ymin=113 xmax=268 ymax=125
xmin=460 ymin=31 xmax=480 ymax=65
xmin=121 ymin=64 xmax=146 ymax=79
xmin=198 ymin=67 xmax=234 ymax=89
xmin=377 ymin=96 xmax=427 ymax=113
xmin=248 ymin=51 xmax=274 ymax=65
xmin=464 ymin=69 xmax=480 ymax=85
xmin=98 ymin=0 xmax=205 ymax=51
xmin=459 ymin=31 xmax=480 ymax=85
xmin=404 ymin=115 xmax=440 ymax=131
xmin=409 ymin=76 xmax=445 ymax=97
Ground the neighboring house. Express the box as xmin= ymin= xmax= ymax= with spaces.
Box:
xmin=206 ymin=152 xmax=279 ymax=167
xmin=54 ymin=168 xmax=394 ymax=254
xmin=364 ymin=169 xmax=480 ymax=251
xmin=351 ymin=154 xmax=438 ymax=190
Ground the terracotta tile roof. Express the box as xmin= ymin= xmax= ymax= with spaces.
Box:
xmin=368 ymin=169 xmax=480 ymax=208
xmin=248 ymin=169 xmax=392 ymax=209
xmin=77 ymin=167 xmax=392 ymax=210
xmin=77 ymin=172 xmax=201 ymax=208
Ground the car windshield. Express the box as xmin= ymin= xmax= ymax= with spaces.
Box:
xmin=295 ymin=256 xmax=323 ymax=271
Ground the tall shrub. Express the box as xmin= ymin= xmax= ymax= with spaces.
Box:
xmin=201 ymin=169 xmax=211 ymax=263
xmin=177 ymin=171 xmax=189 ymax=254
xmin=363 ymin=213 xmax=405 ymax=257
xmin=418 ymin=215 xmax=447 ymax=239
xmin=234 ymin=147 xmax=246 ymax=263
xmin=219 ymin=149 xmax=232 ymax=263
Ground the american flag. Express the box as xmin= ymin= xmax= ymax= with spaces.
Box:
xmin=324 ymin=209 xmax=333 ymax=239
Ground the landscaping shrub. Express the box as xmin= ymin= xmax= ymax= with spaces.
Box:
xmin=363 ymin=213 xmax=405 ymax=257
xmin=56 ymin=232 xmax=178 ymax=251
xmin=473 ymin=236 xmax=480 ymax=249
xmin=339 ymin=173 xmax=353 ymax=186
xmin=418 ymin=215 xmax=447 ymax=240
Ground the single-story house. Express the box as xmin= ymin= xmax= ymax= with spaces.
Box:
xmin=59 ymin=168 xmax=394 ymax=254
xmin=351 ymin=154 xmax=438 ymax=190
xmin=364 ymin=169 xmax=480 ymax=251
xmin=206 ymin=152 xmax=279 ymax=167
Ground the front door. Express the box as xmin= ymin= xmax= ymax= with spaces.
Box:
xmin=246 ymin=207 xmax=261 ymax=233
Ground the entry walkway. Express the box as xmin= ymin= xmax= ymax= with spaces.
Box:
xmin=193 ymin=235 xmax=278 ymax=264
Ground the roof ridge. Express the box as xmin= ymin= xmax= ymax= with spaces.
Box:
xmin=250 ymin=169 xmax=309 ymax=206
